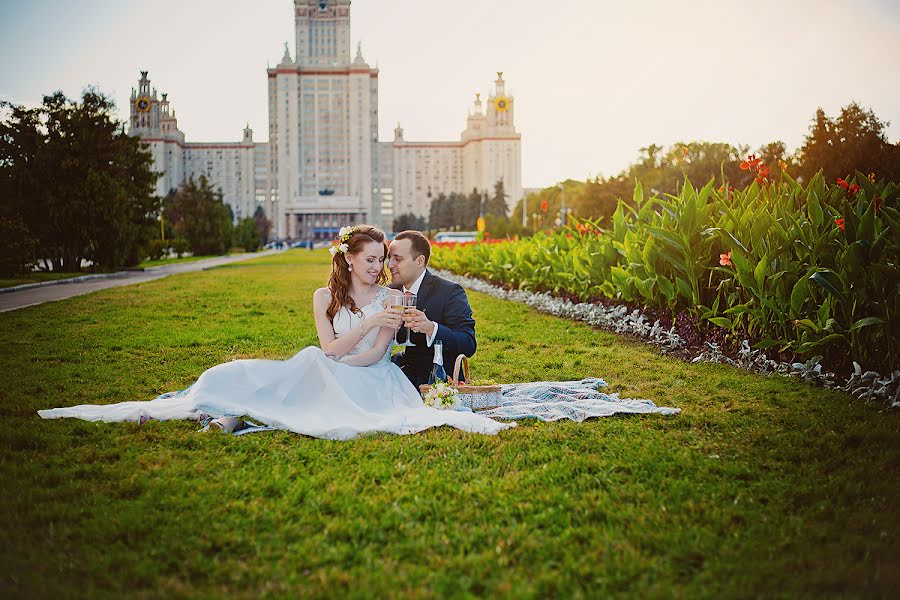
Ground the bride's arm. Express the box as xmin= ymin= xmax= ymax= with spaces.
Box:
xmin=336 ymin=323 xmax=396 ymax=367
xmin=312 ymin=288 xmax=400 ymax=358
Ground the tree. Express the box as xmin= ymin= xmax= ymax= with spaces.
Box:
xmin=164 ymin=176 xmax=232 ymax=255
xmin=0 ymin=90 xmax=159 ymax=271
xmin=0 ymin=215 xmax=38 ymax=276
xmin=428 ymin=193 xmax=448 ymax=231
xmin=483 ymin=179 xmax=509 ymax=219
xmin=392 ymin=213 xmax=426 ymax=232
xmin=233 ymin=217 xmax=262 ymax=252
xmin=571 ymin=176 xmax=630 ymax=222
xmin=796 ymin=102 xmax=900 ymax=182
xmin=253 ymin=205 xmax=272 ymax=244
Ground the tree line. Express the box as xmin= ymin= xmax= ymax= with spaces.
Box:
xmin=393 ymin=180 xmax=510 ymax=235
xmin=511 ymin=101 xmax=900 ymax=231
xmin=1 ymin=89 xmax=271 ymax=277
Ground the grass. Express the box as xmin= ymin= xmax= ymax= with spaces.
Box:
xmin=1 ymin=249 xmax=898 ymax=598
xmin=137 ymin=254 xmax=221 ymax=268
xmin=0 ymin=271 xmax=84 ymax=289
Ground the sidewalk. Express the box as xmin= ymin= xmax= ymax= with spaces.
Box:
xmin=0 ymin=251 xmax=281 ymax=313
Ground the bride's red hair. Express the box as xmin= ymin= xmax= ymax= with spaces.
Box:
xmin=327 ymin=224 xmax=390 ymax=321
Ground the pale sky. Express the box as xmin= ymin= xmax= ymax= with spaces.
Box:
xmin=2 ymin=0 xmax=899 ymax=188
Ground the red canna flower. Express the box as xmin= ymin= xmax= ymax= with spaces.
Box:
xmin=740 ymin=154 xmax=761 ymax=171
xmin=540 ymin=200 xmax=549 ymax=213
xmin=719 ymin=250 xmax=733 ymax=267
xmin=835 ymin=218 xmax=845 ymax=231
xmin=848 ymin=183 xmax=861 ymax=196
xmin=837 ymin=178 xmax=849 ymax=191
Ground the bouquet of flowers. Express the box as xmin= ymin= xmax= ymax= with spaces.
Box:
xmin=422 ymin=380 xmax=460 ymax=410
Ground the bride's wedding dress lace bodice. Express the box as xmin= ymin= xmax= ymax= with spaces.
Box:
xmin=332 ymin=287 xmax=390 ymax=363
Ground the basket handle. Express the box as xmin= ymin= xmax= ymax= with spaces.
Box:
xmin=451 ymin=354 xmax=469 ymax=388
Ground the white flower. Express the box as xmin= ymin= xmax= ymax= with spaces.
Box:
xmin=422 ymin=383 xmax=459 ymax=410
xmin=329 ymin=245 xmax=338 ymax=256
xmin=338 ymin=243 xmax=349 ymax=254
xmin=338 ymin=226 xmax=353 ymax=238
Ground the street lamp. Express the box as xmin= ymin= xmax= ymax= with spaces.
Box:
xmin=557 ymin=183 xmax=566 ymax=227
xmin=521 ymin=193 xmax=528 ymax=228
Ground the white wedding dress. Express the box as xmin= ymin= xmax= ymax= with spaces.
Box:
xmin=38 ymin=288 xmax=514 ymax=440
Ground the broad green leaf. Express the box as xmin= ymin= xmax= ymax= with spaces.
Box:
xmin=856 ymin=197 xmax=875 ymax=243
xmin=806 ymin=190 xmax=824 ymax=227
xmin=707 ymin=316 xmax=733 ymax=328
xmin=676 ymin=277 xmax=693 ymax=300
xmin=723 ymin=302 xmax=752 ymax=316
xmin=789 ymin=276 xmax=809 ymax=316
xmin=754 ymin=255 xmax=768 ymax=292
xmin=810 ymin=271 xmax=845 ymax=303
xmin=705 ymin=227 xmax=748 ymax=254
xmin=850 ymin=316 xmax=885 ymax=332
xmin=656 ymin=276 xmax=675 ymax=302
xmin=753 ymin=339 xmax=782 ymax=350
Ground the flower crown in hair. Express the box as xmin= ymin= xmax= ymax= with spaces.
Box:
xmin=329 ymin=225 xmax=360 ymax=256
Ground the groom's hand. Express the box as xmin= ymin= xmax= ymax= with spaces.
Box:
xmin=404 ymin=308 xmax=434 ymax=337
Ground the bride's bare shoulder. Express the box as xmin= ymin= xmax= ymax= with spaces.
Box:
xmin=313 ymin=287 xmax=332 ymax=305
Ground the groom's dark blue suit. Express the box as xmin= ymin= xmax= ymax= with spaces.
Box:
xmin=391 ymin=270 xmax=476 ymax=388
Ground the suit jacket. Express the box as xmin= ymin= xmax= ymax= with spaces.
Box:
xmin=391 ymin=270 xmax=476 ymax=388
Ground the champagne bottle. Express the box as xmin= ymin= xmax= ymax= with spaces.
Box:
xmin=427 ymin=340 xmax=447 ymax=385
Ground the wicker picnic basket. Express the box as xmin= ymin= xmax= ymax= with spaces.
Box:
xmin=419 ymin=355 xmax=503 ymax=411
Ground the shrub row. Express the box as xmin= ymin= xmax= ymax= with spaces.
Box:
xmin=431 ymin=171 xmax=898 ymax=373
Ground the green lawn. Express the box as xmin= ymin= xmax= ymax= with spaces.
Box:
xmin=1 ymin=250 xmax=897 ymax=598
xmin=137 ymin=254 xmax=219 ymax=268
xmin=0 ymin=271 xmax=84 ymax=289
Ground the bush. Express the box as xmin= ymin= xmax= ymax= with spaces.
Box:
xmin=171 ymin=238 xmax=189 ymax=258
xmin=0 ymin=216 xmax=38 ymax=277
xmin=144 ymin=240 xmax=168 ymax=261
xmin=432 ymin=171 xmax=900 ymax=372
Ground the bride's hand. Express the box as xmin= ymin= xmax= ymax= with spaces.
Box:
xmin=363 ymin=307 xmax=403 ymax=332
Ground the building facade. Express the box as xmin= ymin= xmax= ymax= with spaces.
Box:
xmin=128 ymin=0 xmax=522 ymax=239
xmin=391 ymin=74 xmax=522 ymax=218
xmin=128 ymin=72 xmax=262 ymax=221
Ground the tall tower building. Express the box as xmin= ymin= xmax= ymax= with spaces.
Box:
xmin=268 ymin=0 xmax=382 ymax=240
xmin=129 ymin=1 xmax=522 ymax=241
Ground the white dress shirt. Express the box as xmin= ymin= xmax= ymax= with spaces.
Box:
xmin=403 ymin=269 xmax=439 ymax=346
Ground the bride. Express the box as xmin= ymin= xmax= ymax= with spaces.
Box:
xmin=38 ymin=225 xmax=514 ymax=440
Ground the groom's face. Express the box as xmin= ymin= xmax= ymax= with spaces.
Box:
xmin=388 ymin=238 xmax=425 ymax=287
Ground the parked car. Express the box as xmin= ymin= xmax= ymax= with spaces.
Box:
xmin=433 ymin=231 xmax=478 ymax=243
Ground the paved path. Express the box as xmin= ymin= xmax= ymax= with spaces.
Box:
xmin=0 ymin=251 xmax=281 ymax=313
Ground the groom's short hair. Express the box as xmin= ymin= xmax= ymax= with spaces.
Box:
xmin=394 ymin=230 xmax=431 ymax=266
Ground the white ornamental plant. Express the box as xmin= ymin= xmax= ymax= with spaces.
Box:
xmin=422 ymin=380 xmax=460 ymax=410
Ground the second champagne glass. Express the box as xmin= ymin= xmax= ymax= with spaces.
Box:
xmin=400 ymin=293 xmax=417 ymax=347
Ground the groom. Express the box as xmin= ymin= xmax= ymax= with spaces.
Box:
xmin=387 ymin=230 xmax=476 ymax=388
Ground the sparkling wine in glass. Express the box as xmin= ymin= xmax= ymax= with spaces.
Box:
xmin=400 ymin=293 xmax=417 ymax=347
xmin=389 ymin=300 xmax=406 ymax=346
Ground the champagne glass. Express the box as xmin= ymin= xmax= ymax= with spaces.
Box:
xmin=399 ymin=293 xmax=417 ymax=347
xmin=388 ymin=297 xmax=407 ymax=346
